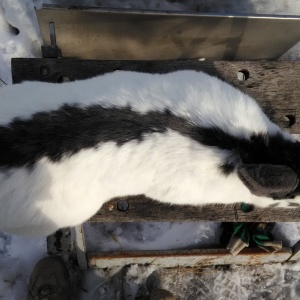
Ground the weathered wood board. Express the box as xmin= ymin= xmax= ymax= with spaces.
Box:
xmin=90 ymin=196 xmax=300 ymax=222
xmin=11 ymin=58 xmax=300 ymax=222
xmin=88 ymin=248 xmax=293 ymax=269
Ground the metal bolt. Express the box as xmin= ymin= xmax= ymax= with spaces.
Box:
xmin=117 ymin=200 xmax=129 ymax=212
xmin=40 ymin=66 xmax=50 ymax=76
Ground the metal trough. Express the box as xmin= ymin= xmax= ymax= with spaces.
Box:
xmin=37 ymin=5 xmax=300 ymax=60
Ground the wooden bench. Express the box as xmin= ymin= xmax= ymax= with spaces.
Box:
xmin=12 ymin=58 xmax=300 ymax=224
xmin=11 ymin=58 xmax=300 ymax=268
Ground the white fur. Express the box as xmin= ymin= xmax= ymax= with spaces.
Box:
xmin=0 ymin=71 xmax=287 ymax=138
xmin=0 ymin=71 xmax=297 ymax=235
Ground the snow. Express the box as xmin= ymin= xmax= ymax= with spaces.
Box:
xmin=0 ymin=234 xmax=46 ymax=299
xmin=0 ymin=0 xmax=300 ymax=299
xmin=0 ymin=0 xmax=41 ymax=85
xmin=78 ymin=260 xmax=300 ymax=299
xmin=84 ymin=222 xmax=222 ymax=252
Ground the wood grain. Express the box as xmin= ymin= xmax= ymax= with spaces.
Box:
xmin=89 ymin=196 xmax=300 ymax=222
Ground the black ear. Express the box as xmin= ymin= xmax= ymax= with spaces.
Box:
xmin=237 ymin=164 xmax=299 ymax=198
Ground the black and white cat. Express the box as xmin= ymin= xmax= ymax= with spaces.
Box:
xmin=0 ymin=70 xmax=299 ymax=235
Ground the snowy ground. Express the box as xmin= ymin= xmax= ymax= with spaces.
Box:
xmin=1 ymin=0 xmax=300 ymax=299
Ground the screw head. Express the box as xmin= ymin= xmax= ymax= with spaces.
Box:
xmin=40 ymin=66 xmax=50 ymax=76
xmin=117 ymin=200 xmax=129 ymax=212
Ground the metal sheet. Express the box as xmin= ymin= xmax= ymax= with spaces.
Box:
xmin=36 ymin=6 xmax=300 ymax=60
xmin=88 ymin=248 xmax=292 ymax=269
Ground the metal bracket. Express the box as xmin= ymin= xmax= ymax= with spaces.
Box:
xmin=41 ymin=22 xmax=62 ymax=58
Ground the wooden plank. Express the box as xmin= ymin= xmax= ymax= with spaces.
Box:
xmin=89 ymin=196 xmax=300 ymax=222
xmin=11 ymin=58 xmax=228 ymax=83
xmin=88 ymin=247 xmax=292 ymax=268
xmin=11 ymin=58 xmax=300 ymax=133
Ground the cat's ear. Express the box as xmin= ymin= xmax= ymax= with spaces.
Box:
xmin=237 ymin=164 xmax=299 ymax=198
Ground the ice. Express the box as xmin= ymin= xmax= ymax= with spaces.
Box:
xmin=84 ymin=222 xmax=222 ymax=252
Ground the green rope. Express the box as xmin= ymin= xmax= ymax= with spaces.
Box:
xmin=221 ymin=202 xmax=283 ymax=255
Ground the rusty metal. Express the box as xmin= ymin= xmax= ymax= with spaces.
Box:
xmin=88 ymin=248 xmax=292 ymax=269
xmin=36 ymin=6 xmax=300 ymax=61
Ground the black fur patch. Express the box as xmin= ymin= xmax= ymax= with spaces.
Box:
xmin=190 ymin=127 xmax=300 ymax=176
xmin=220 ymin=163 xmax=235 ymax=175
xmin=1 ymin=104 xmax=300 ymax=189
xmin=0 ymin=105 xmax=192 ymax=168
